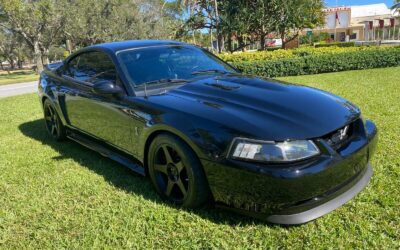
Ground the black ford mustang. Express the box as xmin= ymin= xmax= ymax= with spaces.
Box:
xmin=38 ymin=40 xmax=378 ymax=224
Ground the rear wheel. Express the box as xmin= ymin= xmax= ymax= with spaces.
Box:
xmin=148 ymin=134 xmax=210 ymax=208
xmin=43 ymin=99 xmax=66 ymax=141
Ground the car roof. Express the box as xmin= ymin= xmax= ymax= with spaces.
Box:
xmin=89 ymin=40 xmax=190 ymax=53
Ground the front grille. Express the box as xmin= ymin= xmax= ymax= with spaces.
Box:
xmin=323 ymin=120 xmax=358 ymax=150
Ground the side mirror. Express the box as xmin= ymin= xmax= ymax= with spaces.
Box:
xmin=92 ymin=81 xmax=124 ymax=96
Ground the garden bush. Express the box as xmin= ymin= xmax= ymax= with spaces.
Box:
xmin=219 ymin=45 xmax=398 ymax=63
xmin=219 ymin=49 xmax=295 ymax=63
xmin=229 ymin=47 xmax=400 ymax=77
xmin=314 ymin=42 xmax=355 ymax=48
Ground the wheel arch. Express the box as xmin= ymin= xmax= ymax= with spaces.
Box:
xmin=142 ymin=127 xmax=207 ymax=175
xmin=143 ymin=127 xmax=214 ymax=204
xmin=41 ymin=95 xmax=49 ymax=105
xmin=41 ymin=93 xmax=69 ymax=126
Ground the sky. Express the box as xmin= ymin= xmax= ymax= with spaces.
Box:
xmin=325 ymin=0 xmax=395 ymax=7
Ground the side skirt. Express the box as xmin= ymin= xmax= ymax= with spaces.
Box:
xmin=67 ymin=130 xmax=145 ymax=176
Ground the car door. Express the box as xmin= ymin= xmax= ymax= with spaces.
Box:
xmin=60 ymin=51 xmax=135 ymax=153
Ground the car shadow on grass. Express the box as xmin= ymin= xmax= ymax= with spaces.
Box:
xmin=19 ymin=119 xmax=280 ymax=227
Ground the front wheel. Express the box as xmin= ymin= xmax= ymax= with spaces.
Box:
xmin=43 ymin=99 xmax=66 ymax=141
xmin=148 ymin=134 xmax=211 ymax=208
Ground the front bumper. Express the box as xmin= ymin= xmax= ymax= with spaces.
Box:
xmin=202 ymin=119 xmax=378 ymax=224
xmin=266 ymin=164 xmax=372 ymax=224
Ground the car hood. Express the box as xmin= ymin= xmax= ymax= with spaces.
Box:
xmin=152 ymin=75 xmax=360 ymax=141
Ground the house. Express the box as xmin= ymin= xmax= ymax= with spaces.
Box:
xmin=313 ymin=3 xmax=399 ymax=41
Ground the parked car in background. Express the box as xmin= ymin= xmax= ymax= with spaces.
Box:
xmin=266 ymin=38 xmax=283 ymax=47
xmin=38 ymin=40 xmax=377 ymax=224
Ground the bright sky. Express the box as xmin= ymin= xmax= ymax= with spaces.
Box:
xmin=325 ymin=0 xmax=395 ymax=7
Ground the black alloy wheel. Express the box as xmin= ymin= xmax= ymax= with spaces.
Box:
xmin=44 ymin=99 xmax=66 ymax=141
xmin=148 ymin=134 xmax=211 ymax=208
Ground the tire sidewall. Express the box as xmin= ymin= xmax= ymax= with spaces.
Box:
xmin=148 ymin=134 xmax=205 ymax=208
xmin=44 ymin=99 xmax=65 ymax=141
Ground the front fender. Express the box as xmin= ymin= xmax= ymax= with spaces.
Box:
xmin=39 ymin=71 xmax=68 ymax=126
xmin=138 ymin=112 xmax=234 ymax=165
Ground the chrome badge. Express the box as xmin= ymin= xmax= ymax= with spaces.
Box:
xmin=330 ymin=125 xmax=349 ymax=145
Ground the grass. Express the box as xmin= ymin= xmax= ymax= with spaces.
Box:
xmin=0 ymin=67 xmax=399 ymax=248
xmin=0 ymin=70 xmax=38 ymax=85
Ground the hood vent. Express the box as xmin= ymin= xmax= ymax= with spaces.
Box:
xmin=204 ymin=82 xmax=240 ymax=91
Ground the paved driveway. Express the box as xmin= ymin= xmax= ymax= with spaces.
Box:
xmin=0 ymin=81 xmax=38 ymax=98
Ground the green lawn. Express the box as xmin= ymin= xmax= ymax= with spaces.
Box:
xmin=0 ymin=70 xmax=38 ymax=85
xmin=0 ymin=67 xmax=399 ymax=248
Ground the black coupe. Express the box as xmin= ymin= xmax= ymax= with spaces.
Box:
xmin=38 ymin=40 xmax=378 ymax=224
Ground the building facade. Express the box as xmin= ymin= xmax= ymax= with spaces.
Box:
xmin=313 ymin=3 xmax=399 ymax=41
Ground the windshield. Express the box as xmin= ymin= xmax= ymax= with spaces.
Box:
xmin=117 ymin=45 xmax=237 ymax=87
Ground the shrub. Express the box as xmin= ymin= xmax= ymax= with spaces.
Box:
xmin=231 ymin=47 xmax=400 ymax=78
xmin=220 ymin=49 xmax=295 ymax=63
xmin=219 ymin=45 xmax=389 ymax=63
xmin=314 ymin=42 xmax=355 ymax=48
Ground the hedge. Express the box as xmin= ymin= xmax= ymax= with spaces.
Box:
xmin=314 ymin=42 xmax=355 ymax=48
xmin=219 ymin=45 xmax=399 ymax=63
xmin=231 ymin=47 xmax=400 ymax=78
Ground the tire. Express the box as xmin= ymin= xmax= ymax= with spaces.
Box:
xmin=43 ymin=99 xmax=66 ymax=141
xmin=148 ymin=134 xmax=211 ymax=208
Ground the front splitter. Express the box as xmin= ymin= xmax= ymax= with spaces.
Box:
xmin=266 ymin=164 xmax=373 ymax=225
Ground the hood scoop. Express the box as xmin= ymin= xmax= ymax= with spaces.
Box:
xmin=204 ymin=81 xmax=241 ymax=91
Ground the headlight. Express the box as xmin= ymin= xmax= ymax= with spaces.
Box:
xmin=230 ymin=138 xmax=320 ymax=162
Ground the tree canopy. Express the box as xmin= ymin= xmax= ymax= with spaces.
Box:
xmin=0 ymin=0 xmax=325 ymax=71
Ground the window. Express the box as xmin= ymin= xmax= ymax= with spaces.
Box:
xmin=339 ymin=32 xmax=346 ymax=42
xmin=64 ymin=51 xmax=117 ymax=85
xmin=350 ymin=33 xmax=357 ymax=40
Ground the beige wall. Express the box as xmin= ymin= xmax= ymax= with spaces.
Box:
xmin=312 ymin=26 xmax=365 ymax=41
xmin=313 ymin=6 xmax=399 ymax=41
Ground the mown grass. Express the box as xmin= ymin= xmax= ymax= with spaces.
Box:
xmin=0 ymin=70 xmax=38 ymax=85
xmin=0 ymin=67 xmax=399 ymax=248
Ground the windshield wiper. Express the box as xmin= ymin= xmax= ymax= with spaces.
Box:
xmin=141 ymin=78 xmax=188 ymax=86
xmin=191 ymin=69 xmax=230 ymax=75
xmin=138 ymin=78 xmax=188 ymax=97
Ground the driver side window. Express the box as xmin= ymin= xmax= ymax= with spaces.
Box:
xmin=64 ymin=52 xmax=117 ymax=85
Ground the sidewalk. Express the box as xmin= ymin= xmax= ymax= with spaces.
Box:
xmin=0 ymin=81 xmax=38 ymax=98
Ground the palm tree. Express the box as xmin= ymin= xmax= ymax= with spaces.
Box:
xmin=392 ymin=0 xmax=400 ymax=10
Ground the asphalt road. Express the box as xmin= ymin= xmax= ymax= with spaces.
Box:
xmin=0 ymin=81 xmax=38 ymax=98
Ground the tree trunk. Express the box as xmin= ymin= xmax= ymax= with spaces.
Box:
xmin=217 ymin=33 xmax=224 ymax=53
xmin=0 ymin=62 xmax=3 ymax=70
xmin=41 ymin=47 xmax=50 ymax=65
xmin=227 ymin=34 xmax=233 ymax=52
xmin=282 ymin=33 xmax=299 ymax=50
xmin=237 ymin=35 xmax=246 ymax=52
xmin=192 ymin=30 xmax=196 ymax=44
xmin=214 ymin=0 xmax=222 ymax=53
xmin=18 ymin=59 xmax=23 ymax=69
xmin=281 ymin=32 xmax=287 ymax=50
xmin=33 ymin=41 xmax=44 ymax=72
xmin=9 ymin=59 xmax=15 ymax=70
xmin=43 ymin=56 xmax=49 ymax=65
xmin=260 ymin=34 xmax=266 ymax=50
xmin=66 ymin=39 xmax=72 ymax=53
xmin=42 ymin=55 xmax=50 ymax=65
